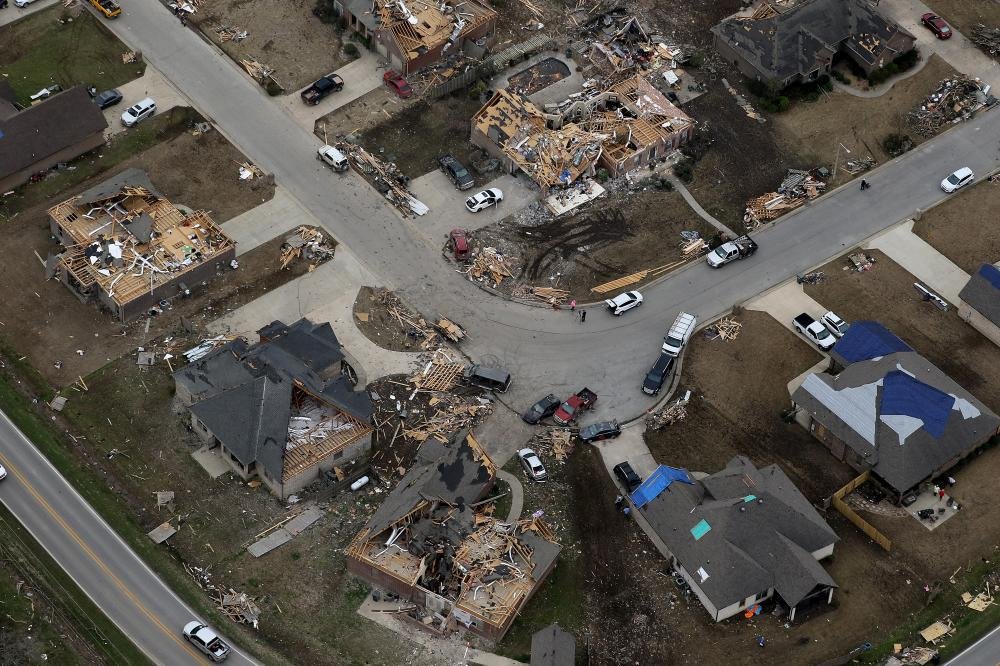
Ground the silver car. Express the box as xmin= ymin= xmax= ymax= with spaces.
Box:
xmin=517 ymin=448 xmax=547 ymax=482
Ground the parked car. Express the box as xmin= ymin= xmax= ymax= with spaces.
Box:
xmin=317 ymin=144 xmax=350 ymax=172
xmin=941 ymin=167 xmax=974 ymax=193
xmin=921 ymin=12 xmax=952 ymax=39
xmin=92 ymin=88 xmax=123 ymax=110
xmin=182 ymin=621 xmax=231 ymax=662
xmin=613 ymin=462 xmax=642 ymax=491
xmin=13 ymin=0 xmax=41 ymax=7
xmin=642 ymin=352 xmax=675 ymax=395
xmin=301 ymin=73 xmax=344 ymax=105
xmin=821 ymin=311 xmax=849 ymax=338
xmin=605 ymin=290 xmax=643 ymax=316
xmin=0 ymin=463 xmax=7 ymax=481
xmin=579 ymin=420 xmax=622 ymax=443
xmin=522 ymin=394 xmax=561 ymax=424
xmin=121 ymin=97 xmax=156 ymax=127
xmin=439 ymin=155 xmax=474 ymax=191
xmin=448 ymin=228 xmax=471 ymax=262
xmin=464 ymin=364 xmax=511 ymax=392
xmin=662 ymin=312 xmax=697 ymax=357
xmin=383 ymin=71 xmax=413 ymax=98
xmin=553 ymin=388 xmax=597 ymax=425
xmin=90 ymin=0 xmax=121 ymax=18
xmin=518 ymin=448 xmax=548 ymax=482
xmin=465 ymin=188 xmax=503 ymax=212
xmin=706 ymin=234 xmax=758 ymax=268
xmin=793 ymin=313 xmax=835 ymax=351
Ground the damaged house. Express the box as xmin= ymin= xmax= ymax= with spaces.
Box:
xmin=347 ymin=434 xmax=560 ymax=641
xmin=174 ymin=318 xmax=374 ymax=500
xmin=791 ymin=322 xmax=1000 ymax=499
xmin=47 ymin=168 xmax=235 ymax=321
xmin=712 ymin=0 xmax=916 ymax=89
xmin=471 ymin=73 xmax=693 ymax=192
xmin=339 ymin=0 xmax=497 ymax=75
xmin=958 ymin=264 xmax=1000 ymax=348
xmin=635 ymin=458 xmax=839 ymax=623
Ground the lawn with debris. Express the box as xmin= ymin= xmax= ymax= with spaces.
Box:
xmin=913 ymin=179 xmax=1000 ymax=273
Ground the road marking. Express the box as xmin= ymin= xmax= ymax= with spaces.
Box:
xmin=0 ymin=449 xmax=203 ymax=663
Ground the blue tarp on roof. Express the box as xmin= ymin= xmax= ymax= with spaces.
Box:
xmin=881 ymin=371 xmax=954 ymax=438
xmin=833 ymin=321 xmax=912 ymax=364
xmin=978 ymin=264 xmax=1000 ymax=290
xmin=630 ymin=465 xmax=693 ymax=508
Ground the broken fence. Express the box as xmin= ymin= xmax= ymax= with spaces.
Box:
xmin=423 ymin=34 xmax=555 ymax=99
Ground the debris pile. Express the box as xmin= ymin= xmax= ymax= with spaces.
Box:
xmin=843 ymin=156 xmax=876 ymax=174
xmin=533 ymin=427 xmax=574 ymax=462
xmin=184 ymin=563 xmax=262 ymax=629
xmin=240 ymin=58 xmax=274 ymax=82
xmin=216 ymin=24 xmax=248 ymax=42
xmin=434 ymin=318 xmax=465 ymax=343
xmin=279 ymin=226 xmax=335 ymax=270
xmin=511 ymin=284 xmax=569 ymax=304
xmin=971 ymin=24 xmax=1000 ymax=57
xmin=744 ymin=169 xmax=826 ymax=228
xmin=465 ymin=247 xmax=515 ymax=288
xmin=339 ymin=143 xmax=428 ymax=217
xmin=908 ymin=75 xmax=992 ymax=136
xmin=681 ymin=230 xmax=707 ymax=256
xmin=408 ymin=353 xmax=466 ymax=392
xmin=846 ymin=251 xmax=876 ymax=272
xmin=403 ymin=398 xmax=493 ymax=443
xmin=704 ymin=317 xmax=742 ymax=341
xmin=722 ymin=78 xmax=765 ymax=122
xmin=646 ymin=391 xmax=691 ymax=430
xmin=121 ymin=50 xmax=138 ymax=64
xmin=237 ymin=161 xmax=265 ymax=180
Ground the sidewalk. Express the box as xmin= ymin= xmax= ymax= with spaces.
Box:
xmin=865 ymin=218 xmax=970 ymax=304
xmin=223 ymin=186 xmax=308 ymax=256
xmin=277 ymin=51 xmax=381 ymax=132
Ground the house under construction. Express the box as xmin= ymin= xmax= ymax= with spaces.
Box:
xmin=471 ymin=72 xmax=693 ymax=192
xmin=346 ymin=434 xmax=561 ymax=641
xmin=47 ymin=168 xmax=235 ymax=321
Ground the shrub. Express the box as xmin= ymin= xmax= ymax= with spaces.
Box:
xmin=468 ymin=79 xmax=487 ymax=100
xmin=344 ymin=42 xmax=360 ymax=58
xmin=868 ymin=49 xmax=919 ymax=84
xmin=595 ymin=168 xmax=610 ymax=183
xmin=883 ymin=133 xmax=913 ymax=157
xmin=673 ymin=160 xmax=693 ymax=183
xmin=313 ymin=0 xmax=339 ymax=24
xmin=775 ymin=96 xmax=790 ymax=112
xmin=831 ymin=69 xmax=850 ymax=84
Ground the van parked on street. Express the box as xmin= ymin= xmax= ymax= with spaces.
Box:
xmin=662 ymin=312 xmax=697 ymax=357
xmin=465 ymin=364 xmax=511 ymax=393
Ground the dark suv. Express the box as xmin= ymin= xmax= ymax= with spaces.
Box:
xmin=642 ymin=352 xmax=674 ymax=395
xmin=579 ymin=420 xmax=622 ymax=443
xmin=439 ymin=155 xmax=474 ymax=190
xmin=613 ymin=462 xmax=642 ymax=491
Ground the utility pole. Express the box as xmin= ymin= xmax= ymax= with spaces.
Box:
xmin=832 ymin=141 xmax=851 ymax=181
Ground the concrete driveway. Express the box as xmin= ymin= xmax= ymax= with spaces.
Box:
xmin=745 ymin=280 xmax=831 ymax=335
xmin=276 ymin=51 xmax=381 ymax=133
xmin=865 ymin=218 xmax=970 ymax=304
xmin=0 ymin=0 xmax=58 ymax=28
xmin=103 ymin=64 xmax=188 ymax=136
xmin=879 ymin=0 xmax=1000 ymax=88
xmin=223 ymin=186 xmax=311 ymax=256
xmin=407 ymin=171 xmax=536 ymax=242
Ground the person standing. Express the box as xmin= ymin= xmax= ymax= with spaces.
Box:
xmin=622 ymin=506 xmax=631 ymax=518
xmin=570 ymin=299 xmax=577 ymax=311
xmin=580 ymin=310 xmax=586 ymax=323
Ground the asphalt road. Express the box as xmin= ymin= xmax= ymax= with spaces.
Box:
xmin=0 ymin=412 xmax=257 ymax=666
xmin=946 ymin=622 xmax=1000 ymax=666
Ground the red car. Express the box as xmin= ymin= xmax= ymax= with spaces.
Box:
xmin=448 ymin=228 xmax=470 ymax=262
xmin=553 ymin=388 xmax=597 ymax=425
xmin=921 ymin=13 xmax=952 ymax=39
xmin=383 ymin=71 xmax=413 ymax=98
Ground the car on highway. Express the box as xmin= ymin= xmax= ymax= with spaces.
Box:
xmin=518 ymin=448 xmax=548 ymax=482
xmin=522 ymin=394 xmax=561 ymax=424
xmin=921 ymin=12 xmax=952 ymax=39
xmin=642 ymin=352 xmax=675 ymax=395
xmin=465 ymin=188 xmax=503 ymax=212
xmin=613 ymin=461 xmax=642 ymax=491
xmin=92 ymin=88 xmax=123 ymax=110
xmin=183 ymin=621 xmax=231 ymax=662
xmin=383 ymin=71 xmax=413 ymax=98
xmin=941 ymin=167 xmax=974 ymax=193
xmin=0 ymin=463 xmax=6 ymax=481
xmin=605 ymin=290 xmax=643 ymax=316
xmin=439 ymin=155 xmax=474 ymax=191
xmin=579 ymin=420 xmax=622 ymax=444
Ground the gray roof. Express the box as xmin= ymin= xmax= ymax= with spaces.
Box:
xmin=712 ymin=0 xmax=912 ymax=82
xmin=530 ymin=624 xmax=575 ymax=666
xmin=174 ymin=318 xmax=372 ymax=481
xmin=343 ymin=0 xmax=377 ymax=30
xmin=792 ymin=351 xmax=1000 ymax=494
xmin=0 ymin=86 xmax=108 ymax=180
xmin=76 ymin=167 xmax=162 ymax=205
xmin=0 ymin=81 xmax=18 ymax=122
xmin=959 ymin=264 xmax=1000 ymax=327
xmin=640 ymin=456 xmax=838 ymax=611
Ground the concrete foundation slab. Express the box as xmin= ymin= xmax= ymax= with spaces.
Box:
xmin=904 ymin=485 xmax=960 ymax=531
xmin=191 ymin=445 xmax=231 ymax=479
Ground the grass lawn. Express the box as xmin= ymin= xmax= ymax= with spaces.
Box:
xmin=0 ymin=5 xmax=144 ymax=106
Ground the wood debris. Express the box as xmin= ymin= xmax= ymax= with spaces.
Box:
xmin=744 ymin=169 xmax=826 ymax=228
xmin=216 ymin=24 xmax=248 ymax=42
xmin=403 ymin=400 xmax=493 ymax=443
xmin=338 ymin=143 xmax=427 ymax=217
xmin=646 ymin=391 xmax=691 ymax=430
xmin=373 ymin=289 xmax=442 ymax=350
xmin=408 ymin=356 xmax=465 ymax=392
xmin=240 ymin=58 xmax=274 ymax=82
xmin=908 ymin=75 xmax=991 ymax=136
xmin=532 ymin=427 xmax=574 ymax=462
xmin=590 ymin=261 xmax=685 ymax=293
xmin=219 ymin=590 xmax=261 ymax=629
xmin=846 ymin=251 xmax=876 ymax=272
xmin=971 ymin=24 xmax=1000 ymax=56
xmin=121 ymin=51 xmax=138 ymax=64
xmin=918 ymin=618 xmax=953 ymax=644
xmin=464 ymin=247 xmax=514 ymax=288
xmin=511 ymin=284 xmax=569 ymax=304
xmin=434 ymin=318 xmax=465 ymax=342
xmin=279 ymin=226 xmax=335 ymax=269
xmin=722 ymin=77 xmax=765 ymax=123
xmin=704 ymin=317 xmax=741 ymax=341
xmin=236 ymin=160 xmax=265 ymax=180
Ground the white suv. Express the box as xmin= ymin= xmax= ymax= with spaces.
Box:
xmin=121 ymin=98 xmax=156 ymax=127
xmin=605 ymin=290 xmax=643 ymax=316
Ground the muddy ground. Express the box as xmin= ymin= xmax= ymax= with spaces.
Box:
xmin=473 ymin=189 xmax=718 ymax=299
xmin=913 ymin=179 xmax=1000 ymax=273
xmin=189 ymin=0 xmax=353 ymax=93
xmin=352 ymin=286 xmax=438 ymax=352
xmin=805 ymin=250 xmax=1000 ymax=412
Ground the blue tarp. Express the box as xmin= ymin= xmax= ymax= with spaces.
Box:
xmin=881 ymin=371 xmax=954 ymax=438
xmin=630 ymin=465 xmax=693 ymax=508
xmin=978 ymin=264 xmax=1000 ymax=291
xmin=833 ymin=321 xmax=912 ymax=364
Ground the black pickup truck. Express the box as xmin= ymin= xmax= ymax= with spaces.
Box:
xmin=301 ymin=73 xmax=344 ymax=105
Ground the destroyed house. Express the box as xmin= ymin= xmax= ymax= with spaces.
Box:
xmin=173 ymin=318 xmax=373 ymax=499
xmin=959 ymin=264 xmax=1000 ymax=348
xmin=712 ymin=0 xmax=916 ymax=88
xmin=0 ymin=85 xmax=108 ymax=192
xmin=471 ymin=75 xmax=692 ymax=191
xmin=791 ymin=330 xmax=1000 ymax=498
xmin=355 ymin=0 xmax=497 ymax=75
xmin=346 ymin=435 xmax=561 ymax=641
xmin=47 ymin=169 xmax=236 ymax=321
xmin=636 ymin=458 xmax=838 ymax=622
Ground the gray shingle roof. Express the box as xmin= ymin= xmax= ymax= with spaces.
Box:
xmin=792 ymin=351 xmax=1000 ymax=494
xmin=530 ymin=623 xmax=575 ymax=666
xmin=76 ymin=167 xmax=162 ymax=205
xmin=640 ymin=456 xmax=838 ymax=611
xmin=959 ymin=264 xmax=1000 ymax=327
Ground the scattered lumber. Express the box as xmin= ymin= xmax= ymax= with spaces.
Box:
xmin=971 ymin=24 xmax=1000 ymax=56
xmin=511 ymin=284 xmax=569 ymax=303
xmin=216 ymin=25 xmax=249 ymax=42
xmin=704 ymin=317 xmax=741 ymax=341
xmin=121 ymin=51 xmax=138 ymax=64
xmin=279 ymin=226 xmax=335 ymax=269
xmin=646 ymin=391 xmax=691 ymax=430
xmin=240 ymin=58 xmax=274 ymax=82
xmin=338 ymin=143 xmax=427 ymax=217
xmin=434 ymin=318 xmax=465 ymax=342
xmin=465 ymin=248 xmax=514 ymax=288
xmin=744 ymin=169 xmax=826 ymax=227
xmin=908 ymin=75 xmax=990 ymax=137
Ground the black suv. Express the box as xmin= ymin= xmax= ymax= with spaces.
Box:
xmin=579 ymin=420 xmax=622 ymax=443
xmin=613 ymin=462 xmax=642 ymax=491
xmin=642 ymin=352 xmax=675 ymax=395
xmin=439 ymin=154 xmax=474 ymax=190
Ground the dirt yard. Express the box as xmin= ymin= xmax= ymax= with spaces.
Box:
xmin=805 ymin=250 xmax=1000 ymax=412
xmin=472 ymin=189 xmax=719 ymax=300
xmin=189 ymin=0 xmax=353 ymax=92
xmin=913 ymin=180 xmax=1000 ymax=273
xmin=923 ymin=0 xmax=1000 ymax=34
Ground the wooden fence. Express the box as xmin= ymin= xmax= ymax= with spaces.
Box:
xmin=831 ymin=470 xmax=892 ymax=551
xmin=423 ymin=34 xmax=556 ymax=99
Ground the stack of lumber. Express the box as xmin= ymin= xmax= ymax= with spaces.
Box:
xmin=435 ymin=318 xmax=465 ymax=342
xmin=511 ymin=284 xmax=569 ymax=303
xmin=465 ymin=248 xmax=514 ymax=288
xmin=240 ymin=58 xmax=274 ymax=82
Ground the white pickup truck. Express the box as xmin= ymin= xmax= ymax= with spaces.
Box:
xmin=706 ymin=235 xmax=758 ymax=268
xmin=793 ymin=313 xmax=836 ymax=350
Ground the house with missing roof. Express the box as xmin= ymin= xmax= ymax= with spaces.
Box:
xmin=711 ymin=0 xmax=916 ymax=89
xmin=0 ymin=84 xmax=109 ymax=192
xmin=791 ymin=322 xmax=1000 ymax=499
xmin=346 ymin=433 xmax=560 ymax=641
xmin=173 ymin=318 xmax=373 ymax=500
xmin=959 ymin=264 xmax=1000 ymax=347
xmin=633 ymin=458 xmax=838 ymax=622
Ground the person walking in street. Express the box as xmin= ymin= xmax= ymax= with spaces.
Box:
xmin=580 ymin=310 xmax=586 ymax=323
xmin=860 ymin=179 xmax=870 ymax=191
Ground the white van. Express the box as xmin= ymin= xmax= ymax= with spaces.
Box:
xmin=121 ymin=97 xmax=156 ymax=127
xmin=662 ymin=312 xmax=697 ymax=357
xmin=317 ymin=144 xmax=350 ymax=172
